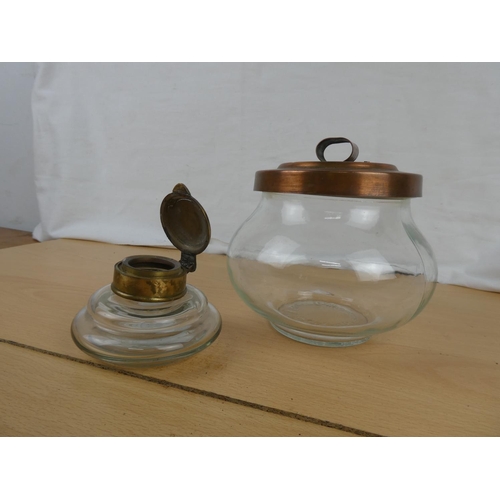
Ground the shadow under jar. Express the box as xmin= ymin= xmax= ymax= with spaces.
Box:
xmin=227 ymin=137 xmax=437 ymax=347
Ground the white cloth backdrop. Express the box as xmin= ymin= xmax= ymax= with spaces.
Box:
xmin=32 ymin=63 xmax=500 ymax=291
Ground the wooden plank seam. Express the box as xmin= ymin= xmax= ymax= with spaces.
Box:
xmin=0 ymin=337 xmax=382 ymax=437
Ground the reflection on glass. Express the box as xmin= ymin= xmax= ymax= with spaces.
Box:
xmin=228 ymin=193 xmax=437 ymax=347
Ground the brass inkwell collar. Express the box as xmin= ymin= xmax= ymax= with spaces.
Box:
xmin=111 ymin=183 xmax=211 ymax=302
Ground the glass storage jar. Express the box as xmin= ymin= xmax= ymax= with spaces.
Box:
xmin=227 ymin=138 xmax=437 ymax=347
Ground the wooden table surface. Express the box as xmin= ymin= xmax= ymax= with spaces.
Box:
xmin=1 ymin=228 xmax=499 ymax=436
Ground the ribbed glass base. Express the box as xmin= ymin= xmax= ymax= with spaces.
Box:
xmin=270 ymin=321 xmax=371 ymax=347
xmin=71 ymin=284 xmax=221 ymax=366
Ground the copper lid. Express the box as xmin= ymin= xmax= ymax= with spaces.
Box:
xmin=254 ymin=137 xmax=422 ymax=198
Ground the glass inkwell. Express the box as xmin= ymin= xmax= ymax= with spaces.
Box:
xmin=228 ymin=138 xmax=437 ymax=347
xmin=72 ymin=184 xmax=222 ymax=366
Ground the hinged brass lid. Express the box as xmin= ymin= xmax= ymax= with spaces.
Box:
xmin=111 ymin=183 xmax=211 ymax=302
xmin=160 ymin=183 xmax=211 ymax=273
xmin=254 ymin=137 xmax=422 ymax=199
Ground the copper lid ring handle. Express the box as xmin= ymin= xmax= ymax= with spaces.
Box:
xmin=315 ymin=137 xmax=360 ymax=162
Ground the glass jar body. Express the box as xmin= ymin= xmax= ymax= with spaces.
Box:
xmin=227 ymin=193 xmax=437 ymax=346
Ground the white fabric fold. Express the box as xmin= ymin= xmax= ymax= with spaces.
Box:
xmin=32 ymin=63 xmax=500 ymax=291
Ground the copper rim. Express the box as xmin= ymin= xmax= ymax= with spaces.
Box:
xmin=255 ymin=166 xmax=422 ymax=199
xmin=254 ymin=138 xmax=423 ymax=199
